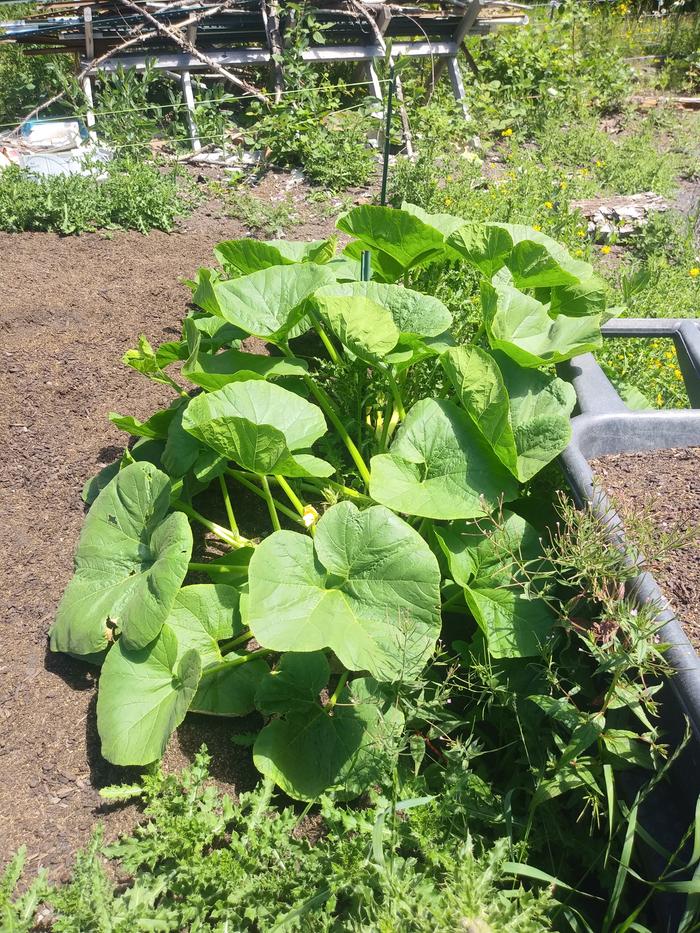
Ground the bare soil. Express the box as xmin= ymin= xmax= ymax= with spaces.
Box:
xmin=590 ymin=448 xmax=700 ymax=649
xmin=0 ymin=188 xmax=340 ymax=880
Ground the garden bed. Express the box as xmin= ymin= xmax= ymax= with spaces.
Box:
xmin=590 ymin=447 xmax=700 ymax=650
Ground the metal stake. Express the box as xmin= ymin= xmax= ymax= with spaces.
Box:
xmin=379 ymin=61 xmax=395 ymax=208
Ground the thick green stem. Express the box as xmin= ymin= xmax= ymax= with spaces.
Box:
xmin=327 ymin=671 xmax=349 ymax=710
xmin=218 ymin=474 xmax=239 ymax=535
xmin=199 ymin=647 xmax=273 ymax=681
xmin=226 ymin=469 xmax=303 ymax=525
xmin=299 ymin=477 xmax=372 ymax=503
xmin=280 ymin=343 xmax=371 ymax=487
xmin=261 ymin=475 xmax=281 ymax=532
xmin=188 ymin=561 xmax=251 ymax=577
xmin=275 ymin=474 xmax=305 ymax=517
xmin=378 ymin=396 xmax=393 ymax=453
xmin=304 ymin=375 xmax=371 ymax=486
xmin=219 ymin=629 xmax=253 ymax=655
xmin=308 ymin=310 xmax=341 ymax=364
xmin=173 ymin=500 xmax=247 ymax=548
xmin=387 ymin=371 xmax=407 ymax=421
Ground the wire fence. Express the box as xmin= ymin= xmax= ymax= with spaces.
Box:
xmin=0 ymin=75 xmax=391 ymax=133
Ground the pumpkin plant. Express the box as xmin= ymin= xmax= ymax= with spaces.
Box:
xmin=50 ymin=204 xmax=607 ymax=801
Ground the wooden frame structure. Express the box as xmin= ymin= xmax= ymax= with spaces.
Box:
xmin=5 ymin=0 xmax=530 ymax=149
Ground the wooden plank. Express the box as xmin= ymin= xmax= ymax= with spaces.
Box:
xmin=86 ymin=41 xmax=458 ymax=73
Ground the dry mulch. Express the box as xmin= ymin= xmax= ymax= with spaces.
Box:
xmin=590 ymin=448 xmax=700 ymax=649
xmin=0 ymin=191 xmax=339 ymax=880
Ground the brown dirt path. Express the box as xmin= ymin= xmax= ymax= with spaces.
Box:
xmin=0 ymin=197 xmax=337 ymax=879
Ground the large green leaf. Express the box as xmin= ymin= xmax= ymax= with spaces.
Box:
xmin=441 ymin=346 xmax=517 ymax=474
xmin=215 ymin=237 xmax=336 ymax=276
xmin=96 ymin=624 xmax=201 ymax=766
xmin=313 ymin=294 xmax=399 ymax=362
xmin=182 ymin=347 xmax=307 ymax=392
xmin=182 ymin=381 xmax=332 ymax=477
xmin=253 ymin=652 xmax=404 ymax=800
xmin=314 ymin=281 xmax=452 ymax=337
xmin=337 ymin=205 xmax=448 ymax=274
xmin=161 ymin=404 xmax=205 ymax=478
xmin=506 ymin=239 xmax=579 ymax=288
xmin=190 ymin=268 xmax=223 ymax=317
xmin=446 ymin=223 xmax=514 ymax=278
xmin=369 ymin=398 xmax=519 ymax=520
xmin=213 ymin=263 xmax=336 ymax=342
xmin=166 ymin=584 xmax=241 ymax=663
xmin=166 ymin=584 xmax=268 ymax=717
xmin=493 ymin=223 xmax=599 ymax=285
xmin=435 ymin=512 xmax=554 ymax=658
xmin=448 ymin=222 xmax=606 ymax=312
xmin=401 ymin=202 xmax=465 ymax=239
xmin=247 ymin=501 xmax=442 ymax=681
xmin=442 ymin=347 xmax=576 ymax=482
xmin=109 ymin=401 xmax=182 ymax=441
xmin=343 ymin=240 xmax=404 ymax=284
xmin=550 ymin=276 xmax=607 ymax=318
xmin=495 ymin=351 xmax=576 ymax=481
xmin=482 ymin=279 xmax=602 ymax=367
xmin=254 ymin=649 xmax=328 ymax=714
xmin=50 ymin=463 xmax=192 ymax=656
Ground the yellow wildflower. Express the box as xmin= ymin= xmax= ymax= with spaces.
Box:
xmin=559 ymin=181 xmax=567 ymax=190
xmin=657 ymin=393 xmax=663 ymax=406
xmin=690 ymin=267 xmax=700 ymax=278
xmin=444 ymin=197 xmax=453 ymax=206
xmin=446 ymin=174 xmax=453 ymax=182
xmin=544 ymin=201 xmax=554 ymax=210
xmin=674 ymin=368 xmax=683 ymax=380
xmin=575 ymin=249 xmax=583 ymax=256
xmin=577 ymin=229 xmax=586 ymax=238
xmin=532 ymin=224 xmax=542 ymax=232
xmin=595 ymin=160 xmax=605 ymax=168
xmin=664 ymin=351 xmax=674 ymax=360
xmin=501 ymin=128 xmax=513 ymax=137
xmin=600 ymin=245 xmax=611 ymax=255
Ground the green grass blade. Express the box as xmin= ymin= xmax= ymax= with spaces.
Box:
xmin=603 ymin=799 xmax=639 ymax=931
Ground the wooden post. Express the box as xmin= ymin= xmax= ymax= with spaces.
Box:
xmin=261 ymin=0 xmax=284 ymax=102
xmin=180 ymin=24 xmax=202 ymax=152
xmin=447 ymin=57 xmax=469 ymax=120
xmin=180 ymin=70 xmax=202 ymax=151
xmin=426 ymin=0 xmax=480 ymax=114
xmin=81 ymin=7 xmax=97 ymax=141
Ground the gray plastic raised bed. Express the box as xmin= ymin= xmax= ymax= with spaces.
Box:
xmin=558 ymin=319 xmax=700 ymax=747
xmin=558 ymin=320 xmax=700 ymax=924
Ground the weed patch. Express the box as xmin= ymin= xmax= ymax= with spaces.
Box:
xmin=0 ymin=159 xmax=193 ymax=234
